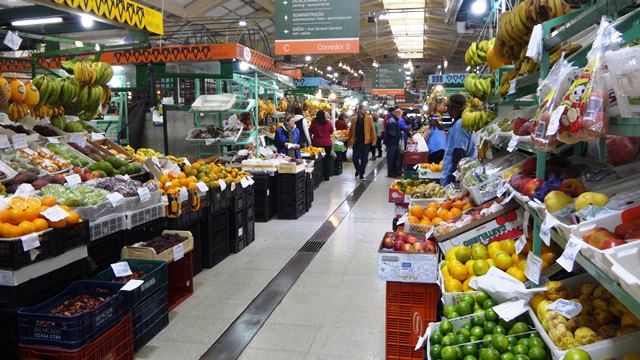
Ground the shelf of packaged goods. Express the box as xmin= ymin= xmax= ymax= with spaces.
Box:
xmin=494 ymin=72 xmax=539 ymax=105
xmin=609 ymin=117 xmax=640 ymax=137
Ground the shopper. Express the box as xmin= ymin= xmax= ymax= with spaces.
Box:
xmin=309 ymin=110 xmax=334 ymax=181
xmin=348 ymin=105 xmax=376 ymax=180
xmin=335 ymin=113 xmax=349 ymax=131
xmin=441 ymin=94 xmax=475 ymax=186
xmin=370 ymin=113 xmax=380 ymax=160
xmin=398 ymin=111 xmax=411 ymax=149
xmin=274 ymin=115 xmax=302 ymax=158
xmin=376 ymin=112 xmax=385 ymax=158
xmin=384 ymin=108 xmax=402 ymax=177
xmin=292 ymin=106 xmax=311 ymax=147
xmin=425 ymin=116 xmax=447 ymax=163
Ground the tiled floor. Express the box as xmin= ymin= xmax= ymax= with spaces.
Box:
xmin=137 ymin=159 xmax=393 ymax=360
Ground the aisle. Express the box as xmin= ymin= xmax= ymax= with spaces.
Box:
xmin=136 ymin=158 xmax=392 ymax=360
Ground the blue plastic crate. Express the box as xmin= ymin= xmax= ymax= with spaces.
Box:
xmin=92 ymin=259 xmax=168 ymax=307
xmin=17 ymin=281 xmax=128 ymax=349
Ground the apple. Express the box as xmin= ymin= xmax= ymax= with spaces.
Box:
xmin=72 ymin=166 xmax=82 ymax=174
xmin=91 ymin=170 xmax=105 ymax=178
xmin=521 ymin=178 xmax=544 ymax=196
xmin=423 ymin=240 xmax=436 ymax=254
xmin=544 ymin=190 xmax=573 ymax=213
xmin=393 ymin=240 xmax=405 ymax=251
xmin=574 ymin=192 xmax=609 ymax=211
xmin=383 ymin=234 xmax=395 ymax=249
xmin=396 ymin=232 xmax=408 ymax=243
xmin=403 ymin=243 xmax=415 ymax=253
xmin=558 ymin=178 xmax=586 ymax=197
xmin=599 ymin=238 xmax=626 ymax=250
xmin=406 ymin=235 xmax=419 ymax=245
xmin=413 ymin=242 xmax=424 ymax=252
xmin=615 ymin=221 xmax=640 ymax=240
xmin=583 ymin=228 xmax=621 ymax=249
xmin=512 ymin=117 xmax=529 ymax=135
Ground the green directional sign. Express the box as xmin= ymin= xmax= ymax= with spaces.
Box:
xmin=372 ymin=64 xmax=405 ymax=95
xmin=274 ymin=0 xmax=359 ymax=55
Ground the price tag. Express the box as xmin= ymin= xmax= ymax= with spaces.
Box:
xmin=546 ymin=105 xmax=565 ymax=136
xmin=540 ymin=215 xmax=558 ymax=246
xmin=22 ymin=148 xmax=36 ymax=156
xmin=137 ymin=187 xmax=151 ymax=203
xmin=218 ymin=180 xmax=227 ymax=191
xmin=547 ymin=299 xmax=583 ymax=319
xmin=161 ymin=195 xmax=169 ymax=206
xmin=69 ymin=134 xmax=86 ymax=147
xmin=522 ymin=211 xmax=530 ymax=238
xmin=556 ymin=236 xmax=585 ymax=272
xmin=444 ymin=184 xmax=455 ymax=193
xmin=178 ymin=188 xmax=188 ymax=202
xmin=11 ymin=134 xmax=27 ymax=149
xmin=425 ymin=226 xmax=435 ymax=239
xmin=496 ymin=182 xmax=509 ymax=197
xmin=230 ymin=182 xmax=236 ymax=191
xmin=493 ymin=299 xmax=527 ymax=321
xmin=3 ymin=31 xmax=22 ymax=51
xmin=110 ymin=261 xmax=133 ymax=277
xmin=396 ymin=214 xmax=408 ymax=225
xmin=240 ymin=178 xmax=250 ymax=188
xmin=47 ymin=137 xmax=60 ymax=144
xmin=165 ymin=161 xmax=181 ymax=174
xmin=41 ymin=205 xmax=70 ymax=222
xmin=65 ymin=174 xmax=81 ymax=185
xmin=183 ymin=158 xmax=191 ymax=167
xmin=498 ymin=192 xmax=515 ymax=205
xmin=204 ymin=138 xmax=215 ymax=145
xmin=507 ymin=135 xmax=519 ymax=152
xmin=21 ymin=233 xmax=40 ymax=251
xmin=404 ymin=194 xmax=411 ymax=203
xmin=413 ymin=164 xmax=420 ymax=170
xmin=15 ymin=183 xmax=34 ymax=196
xmin=508 ymin=79 xmax=517 ymax=95
xmin=196 ymin=181 xmax=208 ymax=195
xmin=121 ymin=279 xmax=144 ymax=291
xmin=173 ymin=242 xmax=184 ymax=261
xmin=516 ymin=235 xmax=527 ymax=254
xmin=238 ymin=227 xmax=243 ymax=237
xmin=525 ymin=252 xmax=543 ymax=284
xmin=91 ymin=132 xmax=105 ymax=141
xmin=248 ymin=178 xmax=255 ymax=185
xmin=0 ymin=134 xmax=9 ymax=149
xmin=107 ymin=192 xmax=125 ymax=207
xmin=151 ymin=156 xmax=161 ymax=167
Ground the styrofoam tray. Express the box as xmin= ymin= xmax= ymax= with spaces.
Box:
xmin=185 ymin=126 xmax=243 ymax=144
xmin=607 ymin=241 xmax=640 ymax=303
xmin=191 ymin=94 xmax=237 ymax=112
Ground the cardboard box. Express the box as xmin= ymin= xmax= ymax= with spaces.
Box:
xmin=388 ymin=187 xmax=410 ymax=203
xmin=377 ymin=232 xmax=439 ymax=283
xmin=278 ymin=162 xmax=305 ymax=174
xmin=121 ymin=230 xmax=194 ymax=263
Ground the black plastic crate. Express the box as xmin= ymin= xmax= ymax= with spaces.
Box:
xmin=208 ymin=187 xmax=230 ymax=213
xmin=229 ymin=209 xmax=246 ymax=241
xmin=231 ymin=186 xmax=246 ymax=211
xmin=123 ymin=217 xmax=166 ymax=247
xmin=245 ymin=206 xmax=255 ymax=221
xmin=87 ymin=231 xmax=124 ymax=272
xmin=203 ymin=224 xmax=229 ymax=268
xmin=278 ymin=200 xmax=306 ymax=220
xmin=0 ymin=221 xmax=89 ymax=270
xmin=278 ymin=185 xmax=306 ymax=204
xmin=277 ymin=172 xmax=306 ymax=189
xmin=230 ymin=233 xmax=246 ymax=253
xmin=254 ymin=206 xmax=274 ymax=223
xmin=17 ymin=281 xmax=128 ymax=349
xmin=92 ymin=259 xmax=167 ymax=307
xmin=244 ymin=185 xmax=254 ymax=209
xmin=133 ymin=285 xmax=168 ymax=351
xmin=245 ymin=219 xmax=255 ymax=246
xmin=166 ymin=207 xmax=205 ymax=229
xmin=0 ymin=333 xmax=19 ymax=360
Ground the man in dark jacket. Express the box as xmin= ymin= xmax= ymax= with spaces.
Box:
xmin=383 ymin=108 xmax=402 ymax=177
xmin=274 ymin=115 xmax=301 ymax=158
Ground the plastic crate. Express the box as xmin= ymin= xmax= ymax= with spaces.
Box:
xmin=230 ymin=233 xmax=246 ymax=253
xmin=244 ymin=185 xmax=255 ymax=208
xmin=166 ymin=217 xmax=202 ymax=276
xmin=277 ymin=172 xmax=306 ymax=188
xmin=277 ymin=200 xmax=306 ymax=220
xmin=246 ymin=219 xmax=255 ymax=246
xmin=89 ymin=214 xmax=126 ymax=241
xmin=1 ymin=332 xmax=19 ymax=360
xmin=230 ymin=186 xmax=246 ymax=211
xmin=202 ymin=209 xmax=230 ymax=268
xmin=92 ymin=260 xmax=167 ymax=307
xmin=125 ymin=204 xmax=165 ymax=230
xmin=245 ymin=206 xmax=255 ymax=221
xmin=18 ymin=281 xmax=128 ymax=349
xmin=87 ymin=231 xmax=124 ymax=272
xmin=0 ymin=222 xmax=89 ymax=270
xmin=208 ymin=187 xmax=230 ymax=213
xmin=132 ymin=285 xmax=168 ymax=351
xmin=229 ymin=209 xmax=246 ymax=245
xmin=123 ymin=217 xmax=166 ymax=247
xmin=19 ymin=313 xmax=133 ymax=360
xmin=386 ymin=282 xmax=440 ymax=360
xmin=167 ymin=252 xmax=193 ymax=311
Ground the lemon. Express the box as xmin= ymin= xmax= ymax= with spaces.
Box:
xmin=495 ymin=252 xmax=513 ymax=271
xmin=507 ymin=266 xmax=527 ymax=282
xmin=463 ymin=275 xmax=476 ymax=291
xmin=441 ymin=264 xmax=451 ymax=279
xmin=465 ymin=260 xmax=475 ymax=275
xmin=455 ymin=247 xmax=472 ymax=263
xmin=473 ymin=259 xmax=490 ymax=276
xmin=471 ymin=243 xmax=488 ymax=260
xmin=446 ymin=246 xmax=463 ymax=262
xmin=444 ymin=278 xmax=463 ymax=292
xmin=501 ymin=239 xmax=516 ymax=255
xmin=518 ymin=261 xmax=527 ymax=271
xmin=487 ymin=242 xmax=503 ymax=259
xmin=448 ymin=260 xmax=469 ymax=281
xmin=487 ymin=259 xmax=496 ymax=268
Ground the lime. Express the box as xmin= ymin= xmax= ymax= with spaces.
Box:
xmin=484 ymin=321 xmax=496 ymax=334
xmin=507 ymin=336 xmax=518 ymax=346
xmin=459 ymin=328 xmax=471 ymax=337
xmin=431 ymin=332 xmax=444 ymax=345
xmin=492 ymin=334 xmax=509 ymax=353
xmin=517 ymin=338 xmax=530 ymax=348
xmin=482 ymin=334 xmax=493 ymax=348
xmin=470 ymin=336 xmax=479 ymax=342
xmin=498 ymin=320 xmax=511 ymax=329
xmin=514 ymin=355 xmax=529 ymax=360
xmin=513 ymin=344 xmax=529 ymax=355
xmin=448 ymin=311 xmax=461 ymax=319
xmin=471 ymin=315 xmax=485 ymax=327
xmin=456 ymin=247 xmax=472 ymax=263
xmin=528 ymin=347 xmax=547 ymax=360
xmin=474 ymin=303 xmax=484 ymax=313
xmin=442 ymin=334 xmax=457 ymax=347
xmin=527 ymin=337 xmax=544 ymax=350
xmin=471 ymin=326 xmax=485 ymax=338
xmin=464 ymin=356 xmax=478 ymax=360
xmin=479 ymin=347 xmax=500 ymax=360
xmin=441 ymin=319 xmax=454 ymax=334
xmin=463 ymin=323 xmax=473 ymax=330
xmin=493 ymin=325 xmax=507 ymax=335
xmin=442 ymin=345 xmax=459 ymax=360
xmin=501 ymin=353 xmax=515 ymax=360
xmin=472 ymin=244 xmax=488 ymax=260
xmin=457 ymin=347 xmax=465 ymax=360
xmin=463 ymin=343 xmax=479 ymax=356
xmin=457 ymin=332 xmax=470 ymax=345
xmin=458 ymin=301 xmax=473 ymax=316
xmin=430 ymin=344 xmax=443 ymax=360
xmin=484 ymin=308 xmax=498 ymax=322
xmin=483 ymin=299 xmax=497 ymax=310
xmin=473 ymin=259 xmax=490 ymax=276
xmin=444 ymin=305 xmax=458 ymax=317
xmin=563 ymin=349 xmax=591 ymax=360
xmin=474 ymin=291 xmax=489 ymax=305
xmin=460 ymin=294 xmax=475 ymax=304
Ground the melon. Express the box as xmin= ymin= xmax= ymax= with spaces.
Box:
xmin=9 ymin=78 xmax=25 ymax=103
xmin=487 ymin=45 xmax=509 ymax=70
xmin=23 ymin=81 xmax=40 ymax=107
xmin=0 ymin=76 xmax=10 ymax=110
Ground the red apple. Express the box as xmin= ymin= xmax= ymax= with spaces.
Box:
xmin=80 ymin=173 xmax=89 ymax=182
xmin=402 ymin=243 xmax=415 ymax=253
xmin=599 ymin=238 xmax=626 ymax=250
xmin=91 ymin=170 xmax=105 ymax=178
xmin=513 ymin=117 xmax=528 ymax=135
xmin=406 ymin=235 xmax=418 ymax=245
xmin=393 ymin=240 xmax=405 ymax=251
xmin=383 ymin=235 xmax=395 ymax=249
xmin=423 ymin=240 xmax=436 ymax=254
xmin=72 ymin=166 xmax=82 ymax=174
xmin=558 ymin=178 xmax=586 ymax=197
xmin=413 ymin=242 xmax=424 ymax=252
xmin=396 ymin=232 xmax=408 ymax=243
xmin=521 ymin=178 xmax=544 ymax=196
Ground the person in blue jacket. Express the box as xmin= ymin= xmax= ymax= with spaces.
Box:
xmin=274 ymin=115 xmax=301 ymax=158
xmin=398 ymin=111 xmax=411 ymax=148
xmin=383 ymin=109 xmax=402 ymax=177
xmin=441 ymin=94 xmax=475 ymax=186
xmin=424 ymin=116 xmax=447 ymax=163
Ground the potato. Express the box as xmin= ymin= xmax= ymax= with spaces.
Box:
xmin=579 ymin=283 xmax=596 ymax=296
xmin=567 ymin=315 xmax=597 ymax=332
xmin=594 ymin=308 xmax=615 ymax=326
xmin=574 ymin=327 xmax=598 ymax=346
xmin=597 ymin=324 xmax=620 ymax=340
xmin=593 ymin=285 xmax=612 ymax=299
xmin=592 ymin=298 xmax=609 ymax=311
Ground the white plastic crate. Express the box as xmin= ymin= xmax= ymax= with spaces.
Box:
xmin=191 ymin=94 xmax=237 ymax=112
xmin=607 ymin=241 xmax=640 ymax=303
xmin=89 ymin=213 xmax=126 ymax=241
xmin=125 ymin=203 xmax=165 ymax=229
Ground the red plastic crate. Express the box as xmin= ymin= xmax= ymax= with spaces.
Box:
xmin=19 ymin=314 xmax=133 ymax=360
xmin=386 ymin=282 xmax=440 ymax=360
xmin=168 ymin=252 xmax=194 ymax=311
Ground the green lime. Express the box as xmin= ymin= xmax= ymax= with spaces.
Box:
xmin=499 ymin=320 xmax=511 ymax=329
xmin=431 ymin=332 xmax=443 ymax=345
xmin=463 ymin=343 xmax=478 ymax=356
xmin=514 ymin=355 xmax=529 ymax=360
xmin=430 ymin=344 xmax=443 ymax=360
xmin=492 ymin=334 xmax=509 ymax=353
xmin=474 ymin=304 xmax=484 ymax=313
xmin=493 ymin=325 xmax=507 ymax=335
xmin=513 ymin=344 xmax=528 ymax=355
xmin=474 ymin=291 xmax=489 ymax=305
xmin=464 ymin=356 xmax=478 ymax=360
xmin=457 ymin=347 xmax=465 ymax=360
xmin=459 ymin=328 xmax=471 ymax=337
xmin=441 ymin=346 xmax=459 ymax=360
xmin=501 ymin=353 xmax=515 ymax=360
xmin=442 ymin=334 xmax=457 ymax=347
xmin=471 ymin=326 xmax=485 ymax=338
xmin=484 ymin=309 xmax=498 ymax=322
xmin=471 ymin=315 xmax=485 ymax=327
xmin=444 ymin=305 xmax=458 ymax=317
xmin=482 ymin=334 xmax=493 ymax=348
xmin=462 ymin=323 xmax=473 ymax=330
xmin=528 ymin=347 xmax=547 ymax=360
xmin=563 ymin=349 xmax=591 ymax=360
xmin=460 ymin=294 xmax=475 ymax=304
xmin=458 ymin=301 xmax=473 ymax=316
xmin=457 ymin=332 xmax=470 ymax=345
xmin=517 ymin=338 xmax=530 ymax=348
xmin=441 ymin=319 xmax=454 ymax=334
xmin=507 ymin=336 xmax=518 ymax=346
xmin=448 ymin=311 xmax=461 ymax=319
xmin=470 ymin=336 xmax=479 ymax=342
xmin=483 ymin=299 xmax=497 ymax=310
xmin=479 ymin=347 xmax=500 ymax=360
xmin=483 ymin=321 xmax=496 ymax=334
xmin=528 ymin=337 xmax=544 ymax=350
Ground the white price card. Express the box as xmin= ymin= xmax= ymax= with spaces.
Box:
xmin=204 ymin=138 xmax=215 ymax=145
xmin=91 ymin=132 xmax=105 ymax=141
xmin=11 ymin=134 xmax=27 ymax=149
xmin=413 ymin=164 xmax=420 ymax=170
xmin=0 ymin=134 xmax=9 ymax=149
xmin=165 ymin=161 xmax=181 ymax=174
xmin=522 ymin=211 xmax=530 ymax=238
xmin=238 ymin=227 xmax=243 ymax=237
xmin=248 ymin=178 xmax=255 ymax=185
xmin=496 ymin=182 xmax=509 ymax=198
xmin=196 ymin=181 xmax=208 ymax=194
xmin=3 ymin=31 xmax=22 ymax=50
xmin=178 ymin=188 xmax=189 ymax=202
xmin=547 ymin=299 xmax=583 ymax=319
xmin=218 ymin=179 xmax=227 ymax=191
xmin=396 ymin=214 xmax=408 ymax=225
xmin=21 ymin=232 xmax=40 ymax=251
xmin=107 ymin=192 xmax=125 ymax=207
xmin=425 ymin=226 xmax=435 ymax=240
xmin=120 ymin=279 xmax=144 ymax=291
xmin=110 ymin=261 xmax=133 ymax=277
xmin=65 ymin=174 xmax=82 ymax=185
xmin=539 ymin=215 xmax=559 ymax=246
xmin=69 ymin=134 xmax=86 ymax=147
xmin=498 ymin=192 xmax=515 ymax=206
xmin=546 ymin=105 xmax=565 ymax=136
xmin=137 ymin=187 xmax=151 ymax=203
xmin=404 ymin=194 xmax=411 ymax=203
xmin=161 ymin=195 xmax=169 ymax=206
xmin=493 ymin=299 xmax=527 ymax=321
xmin=230 ymin=182 xmax=236 ymax=191
xmin=47 ymin=137 xmax=60 ymax=144
xmin=525 ymin=252 xmax=543 ymax=284
xmin=507 ymin=135 xmax=519 ymax=152
xmin=151 ymin=156 xmax=161 ymax=167
xmin=556 ymin=236 xmax=585 ymax=272
xmin=240 ymin=177 xmax=250 ymax=188
xmin=41 ymin=205 xmax=70 ymax=222
xmin=183 ymin=158 xmax=191 ymax=167
xmin=516 ymin=234 xmax=527 ymax=254
xmin=173 ymin=242 xmax=184 ymax=261
xmin=509 ymin=79 xmax=517 ymax=95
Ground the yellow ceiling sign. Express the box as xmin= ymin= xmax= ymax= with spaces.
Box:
xmin=51 ymin=0 xmax=164 ymax=35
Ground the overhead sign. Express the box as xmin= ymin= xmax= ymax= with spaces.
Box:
xmin=275 ymin=0 xmax=359 ymax=55
xmin=294 ymin=77 xmax=330 ymax=88
xmin=428 ymin=73 xmax=467 ymax=85
xmin=48 ymin=0 xmax=163 ymax=35
xmin=372 ymin=64 xmax=405 ymax=96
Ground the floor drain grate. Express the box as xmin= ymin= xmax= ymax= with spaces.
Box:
xmin=298 ymin=241 xmax=324 ymax=253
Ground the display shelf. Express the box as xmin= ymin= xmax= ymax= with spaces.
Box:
xmin=189 ymin=98 xmax=256 ymax=114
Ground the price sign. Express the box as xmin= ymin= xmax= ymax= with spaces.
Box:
xmin=507 ymin=135 xmax=519 ymax=152
xmin=556 ymin=236 xmax=585 ymax=272
xmin=21 ymin=233 xmax=40 ymax=251
xmin=240 ymin=178 xmax=250 ymax=188
xmin=41 ymin=205 xmax=70 ymax=222
xmin=516 ymin=235 xmax=527 ymax=254
xmin=404 ymin=194 xmax=411 ymax=203
xmin=218 ymin=180 xmax=227 ymax=191
xmin=547 ymin=299 xmax=583 ymax=319
xmin=178 ymin=188 xmax=188 ymax=202
xmin=69 ymin=134 xmax=86 ymax=147
xmin=47 ymin=137 xmax=60 ymax=144
xmin=173 ymin=242 xmax=184 ymax=261
xmin=110 ymin=261 xmax=133 ymax=277
xmin=196 ymin=181 xmax=208 ymax=195
xmin=525 ymin=252 xmax=543 ymax=284
xmin=3 ymin=31 xmax=22 ymax=50
xmin=161 ymin=195 xmax=169 ymax=206
xmin=496 ymin=182 xmax=509 ymax=198
xmin=121 ymin=279 xmax=144 ymax=291
xmin=107 ymin=192 xmax=125 ymax=207
xmin=151 ymin=156 xmax=161 ymax=167
xmin=493 ymin=299 xmax=528 ymax=321
xmin=248 ymin=178 xmax=255 ymax=185
xmin=65 ymin=174 xmax=81 ymax=185
xmin=91 ymin=132 xmax=105 ymax=141
xmin=183 ymin=158 xmax=191 ymax=167
xmin=0 ymin=134 xmax=9 ymax=149
xmin=22 ymin=148 xmax=36 ymax=156
xmin=540 ymin=215 xmax=558 ymax=246
xmin=509 ymin=79 xmax=517 ymax=95
xmin=230 ymin=182 xmax=236 ymax=191
xmin=137 ymin=187 xmax=151 ymax=203
xmin=11 ymin=134 xmax=27 ymax=149
xmin=546 ymin=106 xmax=565 ymax=136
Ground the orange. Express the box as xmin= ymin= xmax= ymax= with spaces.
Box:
xmin=424 ymin=207 xmax=437 ymax=220
xmin=180 ymin=178 xmax=189 ymax=187
xmin=4 ymin=224 xmax=22 ymax=238
xmin=26 ymin=198 xmax=41 ymax=208
xmin=66 ymin=212 xmax=80 ymax=225
xmin=188 ymin=182 xmax=197 ymax=191
xmin=40 ymin=196 xmax=57 ymax=207
xmin=171 ymin=179 xmax=181 ymax=188
xmin=48 ymin=218 xmax=67 ymax=229
xmin=440 ymin=201 xmax=453 ymax=210
xmin=420 ymin=217 xmax=432 ymax=226
xmin=0 ymin=223 xmax=9 ymax=237
xmin=7 ymin=208 xmax=24 ymax=225
xmin=177 ymin=173 xmax=186 ymax=179
xmin=9 ymin=197 xmax=27 ymax=210
xmin=452 ymin=200 xmax=466 ymax=210
xmin=159 ymin=175 xmax=170 ymax=183
xmin=23 ymin=207 xmax=40 ymax=221
xmin=18 ymin=221 xmax=34 ymax=236
xmin=0 ymin=210 xmax=10 ymax=223
xmin=59 ymin=205 xmax=72 ymax=212
xmin=32 ymin=218 xmax=48 ymax=232
xmin=409 ymin=205 xmax=424 ymax=218
xmin=407 ymin=215 xmax=420 ymax=224
xmin=428 ymin=202 xmax=438 ymax=210
xmin=450 ymin=208 xmax=462 ymax=218
xmin=463 ymin=203 xmax=473 ymax=211
xmin=437 ymin=208 xmax=450 ymax=220
xmin=432 ymin=217 xmax=444 ymax=225
xmin=38 ymin=205 xmax=49 ymax=214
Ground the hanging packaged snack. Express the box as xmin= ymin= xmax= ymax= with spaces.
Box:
xmin=557 ymin=18 xmax=622 ymax=144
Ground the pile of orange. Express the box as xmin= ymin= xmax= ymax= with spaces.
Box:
xmin=0 ymin=196 xmax=80 ymax=238
xmin=158 ymin=171 xmax=195 ymax=195
xmin=407 ymin=196 xmax=475 ymax=227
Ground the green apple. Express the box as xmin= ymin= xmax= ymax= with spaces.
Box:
xmin=574 ymin=192 xmax=609 ymax=211
xmin=544 ymin=190 xmax=573 ymax=213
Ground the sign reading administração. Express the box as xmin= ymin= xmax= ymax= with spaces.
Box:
xmin=372 ymin=64 xmax=405 ymax=96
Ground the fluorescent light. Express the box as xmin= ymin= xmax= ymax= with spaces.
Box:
xmin=12 ymin=17 xmax=63 ymax=26
xmin=305 ymin=55 xmax=312 ymax=61
xmin=437 ymin=65 xmax=442 ymax=69
xmin=444 ymin=60 xmax=448 ymax=69
xmin=333 ymin=72 xmax=338 ymax=77
xmin=80 ymin=14 xmax=94 ymax=28
xmin=471 ymin=0 xmax=487 ymax=15
xmin=378 ymin=13 xmax=389 ymax=20
xmin=239 ymin=61 xmax=250 ymax=71
xmin=422 ymin=104 xmax=428 ymax=111
xmin=239 ymin=19 xmax=247 ymax=26
xmin=326 ymin=66 xmax=332 ymax=71
xmin=329 ymin=92 xmax=337 ymax=101
xmin=466 ymin=66 xmax=471 ymax=71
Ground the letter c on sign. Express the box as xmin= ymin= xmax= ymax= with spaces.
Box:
xmin=284 ymin=44 xmax=290 ymax=52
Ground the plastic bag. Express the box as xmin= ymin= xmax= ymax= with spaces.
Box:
xmin=346 ymin=147 xmax=353 ymax=161
xmin=557 ymin=18 xmax=622 ymax=144
xmin=412 ymin=133 xmax=428 ymax=152
xmin=532 ymin=55 xmax=580 ymax=151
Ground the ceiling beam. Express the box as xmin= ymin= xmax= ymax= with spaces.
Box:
xmin=184 ymin=0 xmax=227 ymax=17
